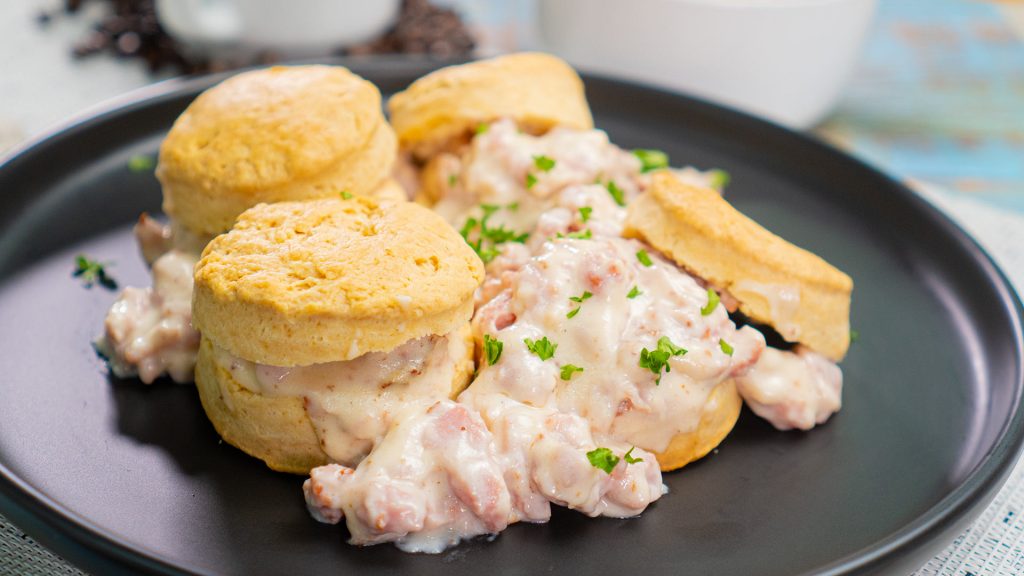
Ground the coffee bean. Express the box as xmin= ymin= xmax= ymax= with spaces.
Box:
xmin=50 ymin=0 xmax=475 ymax=74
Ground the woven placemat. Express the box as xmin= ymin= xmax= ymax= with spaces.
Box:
xmin=0 ymin=513 xmax=83 ymax=576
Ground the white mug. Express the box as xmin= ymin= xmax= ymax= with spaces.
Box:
xmin=155 ymin=0 xmax=401 ymax=59
xmin=539 ymin=0 xmax=877 ymax=129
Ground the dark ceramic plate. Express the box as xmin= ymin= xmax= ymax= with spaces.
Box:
xmin=0 ymin=60 xmax=1022 ymax=576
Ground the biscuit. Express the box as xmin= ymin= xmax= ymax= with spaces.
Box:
xmin=193 ymin=197 xmax=485 ymax=367
xmin=654 ymin=380 xmax=742 ymax=472
xmin=624 ymin=172 xmax=853 ymax=361
xmin=388 ymin=52 xmax=594 ymax=158
xmin=194 ymin=325 xmax=476 ymax=474
xmin=157 ymin=65 xmax=397 ymax=236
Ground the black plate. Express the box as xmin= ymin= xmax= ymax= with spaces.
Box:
xmin=0 ymin=60 xmax=1022 ymax=576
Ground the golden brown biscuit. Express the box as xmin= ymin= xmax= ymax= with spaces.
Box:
xmin=624 ymin=172 xmax=853 ymax=361
xmin=158 ymin=65 xmax=397 ymax=236
xmin=654 ymin=380 xmax=743 ymax=472
xmin=194 ymin=325 xmax=476 ymax=474
xmin=193 ymin=196 xmax=485 ymax=367
xmin=388 ymin=52 xmax=594 ymax=159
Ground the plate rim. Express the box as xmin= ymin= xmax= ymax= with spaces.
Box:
xmin=1 ymin=58 xmax=1022 ymax=576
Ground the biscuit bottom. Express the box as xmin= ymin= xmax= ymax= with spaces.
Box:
xmin=194 ymin=324 xmax=475 ymax=474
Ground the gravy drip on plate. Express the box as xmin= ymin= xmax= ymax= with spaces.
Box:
xmin=97 ymin=215 xmax=209 ymax=384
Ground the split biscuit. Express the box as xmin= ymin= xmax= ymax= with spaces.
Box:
xmin=624 ymin=172 xmax=853 ymax=361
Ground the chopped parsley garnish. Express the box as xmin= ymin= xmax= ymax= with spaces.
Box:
xmin=701 ymin=288 xmax=720 ymax=316
xmin=708 ymin=169 xmax=731 ymax=189
xmin=586 ymin=447 xmax=619 ymax=474
xmin=633 ymin=149 xmax=669 ymax=173
xmin=627 ymin=285 xmax=642 ymax=299
xmin=719 ymin=338 xmax=734 ymax=356
xmin=533 ymin=155 xmax=556 ymax=172
xmin=340 ymin=190 xmax=353 ymax=199
xmin=507 ymin=202 xmax=520 ymax=211
xmin=483 ymin=334 xmax=503 ymax=365
xmin=526 ymin=172 xmax=538 ymax=189
xmin=524 ymin=336 xmax=557 ymax=361
xmin=638 ymin=336 xmax=687 ymax=384
xmin=127 ymin=154 xmax=155 ymax=173
xmin=605 ymin=180 xmax=626 ymax=207
xmin=566 ymin=291 xmax=593 ymax=318
xmin=459 ymin=204 xmax=529 ymax=264
xmin=560 ymin=364 xmax=584 ymax=380
xmin=475 ymin=122 xmax=490 ymax=135
xmin=558 ymin=229 xmax=592 ymax=240
xmin=636 ymin=249 xmax=653 ymax=267
xmin=579 ymin=206 xmax=593 ymax=223
xmin=623 ymin=446 xmax=644 ymax=464
xmin=850 ymin=329 xmax=860 ymax=343
xmin=448 ymin=173 xmax=458 ymax=187
xmin=73 ymin=254 xmax=117 ymax=290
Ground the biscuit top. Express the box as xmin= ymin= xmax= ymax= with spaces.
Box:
xmin=624 ymin=172 xmax=853 ymax=360
xmin=158 ymin=65 xmax=384 ymax=194
xmin=192 ymin=197 xmax=485 ymax=366
xmin=388 ymin=52 xmax=594 ymax=157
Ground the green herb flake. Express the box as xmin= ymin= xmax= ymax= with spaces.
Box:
xmin=475 ymin=122 xmax=490 ymax=135
xmin=460 ymin=205 xmax=529 ymax=264
xmin=708 ymin=169 xmax=731 ymax=189
xmin=533 ymin=155 xmax=556 ymax=172
xmin=506 ymin=202 xmax=520 ymax=211
xmin=340 ymin=191 xmax=353 ymax=199
xmin=560 ymin=364 xmax=584 ymax=380
xmin=567 ymin=291 xmax=593 ymax=318
xmin=719 ymin=338 xmax=734 ymax=356
xmin=586 ymin=447 xmax=620 ymax=474
xmin=627 ymin=285 xmax=642 ymax=299
xmin=638 ymin=336 xmax=687 ymax=384
xmin=850 ymin=329 xmax=860 ymax=343
xmin=605 ymin=180 xmax=626 ymax=207
xmin=564 ymin=229 xmax=592 ymax=240
xmin=701 ymin=288 xmax=720 ymax=316
xmin=73 ymin=254 xmax=117 ymax=290
xmin=569 ymin=291 xmax=593 ymax=303
xmin=484 ymin=334 xmax=504 ymax=365
xmin=524 ymin=336 xmax=557 ymax=361
xmin=525 ymin=173 xmax=538 ymax=189
xmin=579 ymin=206 xmax=593 ymax=223
xmin=636 ymin=249 xmax=653 ymax=267
xmin=448 ymin=173 xmax=458 ymax=187
xmin=632 ymin=149 xmax=669 ymax=173
xmin=623 ymin=446 xmax=644 ymax=464
xmin=127 ymin=154 xmax=155 ymax=173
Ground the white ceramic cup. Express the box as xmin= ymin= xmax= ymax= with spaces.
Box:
xmin=538 ymin=0 xmax=877 ymax=129
xmin=155 ymin=0 xmax=401 ymax=59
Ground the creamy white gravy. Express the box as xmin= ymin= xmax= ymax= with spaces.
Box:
xmin=99 ymin=216 xmax=209 ymax=384
xmin=98 ymin=249 xmax=199 ymax=384
xmin=734 ymin=345 xmax=842 ymax=431
xmin=214 ymin=331 xmax=469 ymax=466
xmin=304 ymin=236 xmax=767 ymax=552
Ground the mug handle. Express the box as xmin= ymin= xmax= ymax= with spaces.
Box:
xmin=154 ymin=0 xmax=243 ymax=45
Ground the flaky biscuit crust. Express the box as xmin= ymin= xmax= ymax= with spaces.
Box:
xmin=388 ymin=53 xmax=594 ymax=158
xmin=158 ymin=65 xmax=396 ymax=236
xmin=625 ymin=172 xmax=853 ymax=361
xmin=193 ymin=197 xmax=484 ymax=366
